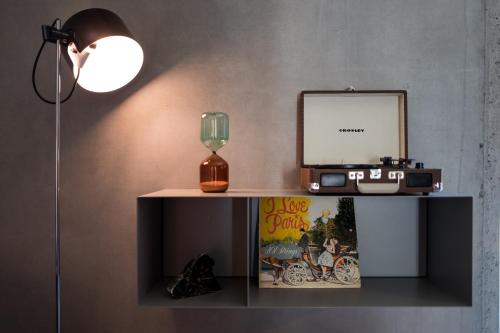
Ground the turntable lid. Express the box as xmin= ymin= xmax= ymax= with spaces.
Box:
xmin=301 ymin=91 xmax=407 ymax=166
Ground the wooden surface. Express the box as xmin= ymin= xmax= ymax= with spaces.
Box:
xmin=141 ymin=188 xmax=309 ymax=197
xmin=140 ymin=188 xmax=471 ymax=198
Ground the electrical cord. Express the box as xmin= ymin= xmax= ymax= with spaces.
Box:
xmin=32 ymin=18 xmax=80 ymax=104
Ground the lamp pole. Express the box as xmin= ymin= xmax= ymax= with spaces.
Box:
xmin=54 ymin=18 xmax=62 ymax=333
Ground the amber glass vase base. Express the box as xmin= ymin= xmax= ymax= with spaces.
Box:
xmin=200 ymin=181 xmax=229 ymax=193
xmin=200 ymin=152 xmax=229 ymax=193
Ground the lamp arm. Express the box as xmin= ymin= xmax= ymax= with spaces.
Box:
xmin=32 ymin=19 xmax=80 ymax=105
xmin=42 ymin=25 xmax=74 ymax=45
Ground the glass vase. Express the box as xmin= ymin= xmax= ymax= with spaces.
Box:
xmin=200 ymin=152 xmax=229 ymax=192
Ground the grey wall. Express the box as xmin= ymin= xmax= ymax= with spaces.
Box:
xmin=485 ymin=1 xmax=500 ymax=332
xmin=0 ymin=0 xmax=497 ymax=333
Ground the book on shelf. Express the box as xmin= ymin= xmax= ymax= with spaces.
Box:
xmin=259 ymin=197 xmax=361 ymax=288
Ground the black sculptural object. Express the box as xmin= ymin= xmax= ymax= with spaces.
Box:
xmin=166 ymin=253 xmax=221 ymax=298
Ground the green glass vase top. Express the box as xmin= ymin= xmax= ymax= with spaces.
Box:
xmin=201 ymin=112 xmax=229 ymax=152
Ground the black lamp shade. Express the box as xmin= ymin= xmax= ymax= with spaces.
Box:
xmin=62 ymin=8 xmax=133 ymax=52
xmin=61 ymin=8 xmax=143 ymax=92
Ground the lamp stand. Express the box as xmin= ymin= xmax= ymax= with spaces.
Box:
xmin=54 ymin=18 xmax=62 ymax=333
xmin=32 ymin=11 xmax=143 ymax=333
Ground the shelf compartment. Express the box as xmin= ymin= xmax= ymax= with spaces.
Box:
xmin=138 ymin=197 xmax=248 ymax=307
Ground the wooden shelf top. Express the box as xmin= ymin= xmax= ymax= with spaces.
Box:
xmin=140 ymin=188 xmax=309 ymax=198
xmin=139 ymin=188 xmax=472 ymax=198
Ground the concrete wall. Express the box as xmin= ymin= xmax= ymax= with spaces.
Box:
xmin=0 ymin=0 xmax=497 ymax=332
xmin=484 ymin=1 xmax=500 ymax=332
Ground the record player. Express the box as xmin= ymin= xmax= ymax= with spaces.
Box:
xmin=300 ymin=89 xmax=443 ymax=194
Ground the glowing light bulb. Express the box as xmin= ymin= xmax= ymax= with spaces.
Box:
xmin=68 ymin=36 xmax=144 ymax=93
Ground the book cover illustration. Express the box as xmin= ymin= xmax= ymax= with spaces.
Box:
xmin=259 ymin=197 xmax=360 ymax=288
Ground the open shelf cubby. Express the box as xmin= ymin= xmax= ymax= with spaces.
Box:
xmin=137 ymin=189 xmax=472 ymax=308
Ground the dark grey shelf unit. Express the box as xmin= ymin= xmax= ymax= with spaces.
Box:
xmin=137 ymin=189 xmax=472 ymax=308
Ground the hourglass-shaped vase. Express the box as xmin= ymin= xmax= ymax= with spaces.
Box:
xmin=200 ymin=112 xmax=229 ymax=192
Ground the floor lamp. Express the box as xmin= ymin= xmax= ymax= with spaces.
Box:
xmin=31 ymin=8 xmax=143 ymax=333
